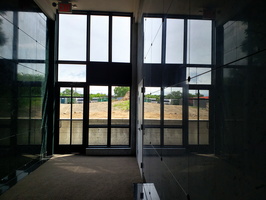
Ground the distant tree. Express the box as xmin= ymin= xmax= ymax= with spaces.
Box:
xmin=114 ymin=87 xmax=129 ymax=97
xmin=188 ymin=93 xmax=204 ymax=98
xmin=165 ymin=91 xmax=182 ymax=99
xmin=145 ymin=94 xmax=160 ymax=102
xmin=61 ymin=89 xmax=71 ymax=96
xmin=90 ymin=93 xmax=107 ymax=100
xmin=17 ymin=73 xmax=44 ymax=81
xmin=60 ymin=89 xmax=83 ymax=97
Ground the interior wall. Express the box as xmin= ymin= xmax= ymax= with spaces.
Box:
xmin=0 ymin=0 xmax=48 ymax=193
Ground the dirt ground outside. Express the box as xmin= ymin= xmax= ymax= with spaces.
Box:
xmin=60 ymin=101 xmax=209 ymax=120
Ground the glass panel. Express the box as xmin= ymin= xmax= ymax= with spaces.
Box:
xmin=31 ymin=97 xmax=42 ymax=119
xmin=59 ymin=120 xmax=71 ymax=144
xmin=71 ymin=88 xmax=83 ymax=145
xmin=90 ymin=15 xmax=109 ymax=62
xmin=18 ymin=28 xmax=36 ymax=59
xmin=187 ymin=67 xmax=211 ymax=85
xmin=17 ymin=119 xmax=29 ymax=145
xmin=199 ymin=122 xmax=209 ymax=144
xmin=164 ymin=128 xmax=182 ymax=145
xmin=189 ymin=90 xmax=198 ymax=145
xmin=112 ymin=86 xmax=130 ymax=125
xmin=199 ymin=90 xmax=209 ymax=145
xmin=111 ymin=128 xmax=129 ymax=145
xmin=72 ymin=120 xmax=83 ymax=144
xmin=89 ymin=86 xmax=108 ymax=125
xmin=164 ymin=87 xmax=182 ymax=125
xmin=58 ymin=14 xmax=87 ymax=61
xmin=30 ymin=119 xmax=42 ymax=144
xmin=89 ymin=128 xmax=107 ymax=145
xmin=144 ymin=17 xmax=162 ymax=63
xmin=187 ymin=20 xmax=212 ymax=64
xmin=144 ymin=128 xmax=160 ymax=145
xmin=188 ymin=121 xmax=197 ymax=145
xmin=144 ymin=87 xmax=160 ymax=125
xmin=18 ymin=97 xmax=30 ymax=118
xmin=58 ymin=64 xmax=86 ymax=82
xmin=112 ymin=16 xmax=131 ymax=63
xmin=59 ymin=87 xmax=71 ymax=144
xmin=0 ymin=12 xmax=14 ymax=59
xmin=17 ymin=63 xmax=45 ymax=82
xmin=166 ymin=19 xmax=184 ymax=64
xmin=199 ymin=90 xmax=209 ymax=120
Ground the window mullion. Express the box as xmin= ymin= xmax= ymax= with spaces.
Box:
xmin=109 ymin=15 xmax=112 ymax=63
xmin=161 ymin=17 xmax=166 ymax=64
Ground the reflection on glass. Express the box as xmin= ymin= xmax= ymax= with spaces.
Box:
xmin=144 ymin=87 xmax=161 ymax=125
xmin=17 ymin=63 xmax=45 ymax=82
xmin=187 ymin=20 xmax=212 ymax=64
xmin=166 ymin=19 xmax=184 ymax=63
xmin=31 ymin=97 xmax=42 ymax=119
xmin=164 ymin=87 xmax=182 ymax=125
xmin=18 ymin=29 xmax=36 ymax=59
xmin=199 ymin=122 xmax=209 ymax=144
xmin=90 ymin=15 xmax=109 ymax=62
xmin=89 ymin=86 xmax=108 ymax=125
xmin=18 ymin=97 xmax=30 ymax=118
xmin=164 ymin=128 xmax=182 ymax=145
xmin=59 ymin=14 xmax=87 ymax=61
xmin=112 ymin=16 xmax=131 ymax=63
xmin=199 ymin=90 xmax=209 ymax=144
xmin=188 ymin=90 xmax=209 ymax=145
xmin=89 ymin=128 xmax=107 ymax=145
xmin=144 ymin=128 xmax=160 ymax=145
xmin=0 ymin=12 xmax=14 ymax=59
xmin=144 ymin=17 xmax=162 ymax=63
xmin=111 ymin=128 xmax=129 ymax=145
xmin=58 ymin=64 xmax=86 ymax=82
xmin=30 ymin=120 xmax=42 ymax=144
xmin=187 ymin=67 xmax=211 ymax=85
xmin=17 ymin=120 xmax=29 ymax=145
xmin=112 ymin=86 xmax=130 ymax=125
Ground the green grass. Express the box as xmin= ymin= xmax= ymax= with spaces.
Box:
xmin=113 ymin=100 xmax=130 ymax=111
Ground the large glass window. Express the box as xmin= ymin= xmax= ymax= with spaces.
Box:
xmin=187 ymin=67 xmax=212 ymax=85
xmin=188 ymin=90 xmax=209 ymax=145
xmin=59 ymin=87 xmax=83 ymax=145
xmin=143 ymin=17 xmax=162 ymax=63
xmin=187 ymin=20 xmax=212 ymax=64
xmin=58 ymin=14 xmax=87 ymax=61
xmin=166 ymin=19 xmax=184 ymax=64
xmin=112 ymin=16 xmax=131 ymax=63
xmin=58 ymin=64 xmax=86 ymax=82
xmin=164 ymin=87 xmax=183 ymax=124
xmin=90 ymin=15 xmax=109 ymax=62
xmin=89 ymin=86 xmax=108 ymax=125
xmin=88 ymin=85 xmax=130 ymax=147
xmin=56 ymin=13 xmax=132 ymax=150
xmin=144 ymin=87 xmax=161 ymax=125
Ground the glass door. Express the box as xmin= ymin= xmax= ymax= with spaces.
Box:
xmin=57 ymin=87 xmax=84 ymax=151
